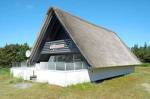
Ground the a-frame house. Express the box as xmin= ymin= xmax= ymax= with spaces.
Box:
xmin=11 ymin=7 xmax=141 ymax=86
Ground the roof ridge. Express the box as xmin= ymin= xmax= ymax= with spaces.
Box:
xmin=53 ymin=7 xmax=115 ymax=33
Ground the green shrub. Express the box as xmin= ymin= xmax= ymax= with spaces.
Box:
xmin=140 ymin=63 xmax=150 ymax=67
xmin=0 ymin=67 xmax=10 ymax=75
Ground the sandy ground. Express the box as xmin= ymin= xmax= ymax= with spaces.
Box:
xmin=14 ymin=82 xmax=33 ymax=89
xmin=141 ymin=83 xmax=150 ymax=93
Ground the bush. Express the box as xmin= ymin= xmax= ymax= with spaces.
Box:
xmin=131 ymin=43 xmax=150 ymax=63
xmin=140 ymin=63 xmax=150 ymax=67
xmin=0 ymin=67 xmax=10 ymax=75
xmin=0 ymin=43 xmax=30 ymax=68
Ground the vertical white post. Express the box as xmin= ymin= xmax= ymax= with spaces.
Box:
xmin=74 ymin=63 xmax=75 ymax=70
xmin=82 ymin=62 xmax=83 ymax=69
xmin=73 ymin=54 xmax=75 ymax=70
xmin=55 ymin=63 xmax=56 ymax=70
xmin=65 ymin=63 xmax=66 ymax=71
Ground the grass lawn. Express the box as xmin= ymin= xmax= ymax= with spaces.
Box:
xmin=0 ymin=64 xmax=150 ymax=99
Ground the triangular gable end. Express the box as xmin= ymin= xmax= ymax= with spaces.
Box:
xmin=29 ymin=8 xmax=89 ymax=66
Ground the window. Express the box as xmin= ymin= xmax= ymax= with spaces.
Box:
xmin=54 ymin=55 xmax=65 ymax=62
xmin=73 ymin=54 xmax=82 ymax=61
xmin=65 ymin=54 xmax=73 ymax=62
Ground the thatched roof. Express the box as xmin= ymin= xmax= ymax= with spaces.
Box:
xmin=29 ymin=7 xmax=141 ymax=68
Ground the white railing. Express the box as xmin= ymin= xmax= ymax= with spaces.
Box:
xmin=11 ymin=61 xmax=89 ymax=71
xmin=11 ymin=61 xmax=35 ymax=68
xmin=47 ymin=61 xmax=88 ymax=71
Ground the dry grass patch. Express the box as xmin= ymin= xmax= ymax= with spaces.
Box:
xmin=0 ymin=65 xmax=150 ymax=99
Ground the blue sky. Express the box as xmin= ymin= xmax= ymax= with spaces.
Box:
xmin=0 ymin=0 xmax=149 ymax=47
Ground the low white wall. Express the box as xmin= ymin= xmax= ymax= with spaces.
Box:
xmin=36 ymin=70 xmax=90 ymax=86
xmin=11 ymin=66 xmax=135 ymax=86
xmin=11 ymin=67 xmax=90 ymax=86
xmin=11 ymin=67 xmax=35 ymax=80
